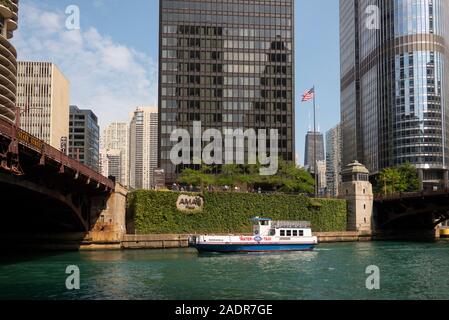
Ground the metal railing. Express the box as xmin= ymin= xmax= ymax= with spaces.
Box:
xmin=271 ymin=221 xmax=312 ymax=229
xmin=375 ymin=189 xmax=449 ymax=202
xmin=0 ymin=117 xmax=114 ymax=190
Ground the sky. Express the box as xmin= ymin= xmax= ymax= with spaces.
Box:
xmin=14 ymin=0 xmax=341 ymax=166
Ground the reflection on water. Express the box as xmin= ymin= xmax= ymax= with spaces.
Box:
xmin=1 ymin=242 xmax=449 ymax=300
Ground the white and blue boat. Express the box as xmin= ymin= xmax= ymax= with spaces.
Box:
xmin=189 ymin=217 xmax=318 ymax=253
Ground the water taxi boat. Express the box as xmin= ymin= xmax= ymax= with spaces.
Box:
xmin=189 ymin=217 xmax=318 ymax=253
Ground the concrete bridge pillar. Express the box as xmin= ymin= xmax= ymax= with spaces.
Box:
xmin=340 ymin=161 xmax=374 ymax=234
xmin=83 ymin=183 xmax=128 ymax=249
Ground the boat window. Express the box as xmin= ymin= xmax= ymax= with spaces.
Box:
xmin=270 ymin=229 xmax=276 ymax=236
xmin=293 ymin=230 xmax=298 ymax=236
xmin=298 ymin=230 xmax=304 ymax=237
xmin=280 ymin=230 xmax=285 ymax=236
xmin=286 ymin=230 xmax=292 ymax=237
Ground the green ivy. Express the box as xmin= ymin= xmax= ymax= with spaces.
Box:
xmin=127 ymin=191 xmax=348 ymax=234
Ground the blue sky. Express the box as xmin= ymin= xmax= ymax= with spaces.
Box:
xmin=14 ymin=0 xmax=340 ymax=166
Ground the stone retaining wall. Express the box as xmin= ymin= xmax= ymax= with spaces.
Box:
xmin=122 ymin=234 xmax=189 ymax=249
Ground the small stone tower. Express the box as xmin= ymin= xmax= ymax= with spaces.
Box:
xmin=340 ymin=161 xmax=373 ymax=232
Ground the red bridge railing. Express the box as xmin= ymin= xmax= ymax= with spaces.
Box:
xmin=0 ymin=117 xmax=114 ymax=191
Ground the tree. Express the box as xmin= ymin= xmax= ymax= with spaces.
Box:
xmin=375 ymin=163 xmax=420 ymax=196
xmin=177 ymin=160 xmax=315 ymax=194
xmin=398 ymin=163 xmax=420 ymax=192
xmin=178 ymin=164 xmax=216 ymax=193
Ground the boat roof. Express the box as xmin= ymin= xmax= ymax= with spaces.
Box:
xmin=272 ymin=221 xmax=311 ymax=228
xmin=252 ymin=217 xmax=272 ymax=221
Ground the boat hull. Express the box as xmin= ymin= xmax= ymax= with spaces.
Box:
xmin=191 ymin=243 xmax=316 ymax=253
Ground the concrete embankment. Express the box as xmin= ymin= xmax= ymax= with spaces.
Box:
xmin=121 ymin=232 xmax=372 ymax=250
xmin=122 ymin=234 xmax=190 ymax=249
xmin=315 ymin=231 xmax=372 ymax=243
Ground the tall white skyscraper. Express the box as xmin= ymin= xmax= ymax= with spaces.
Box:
xmin=101 ymin=122 xmax=129 ymax=186
xmin=17 ymin=61 xmax=70 ymax=150
xmin=129 ymin=107 xmax=158 ymax=190
xmin=326 ymin=124 xmax=342 ymax=197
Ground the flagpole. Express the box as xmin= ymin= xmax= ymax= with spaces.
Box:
xmin=313 ymin=86 xmax=317 ymax=197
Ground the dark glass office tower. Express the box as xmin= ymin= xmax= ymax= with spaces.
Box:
xmin=159 ymin=0 xmax=295 ymax=183
xmin=340 ymin=0 xmax=449 ymax=191
xmin=304 ymin=131 xmax=325 ymax=173
xmin=69 ymin=106 xmax=100 ymax=172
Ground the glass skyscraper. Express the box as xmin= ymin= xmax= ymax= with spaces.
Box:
xmin=340 ymin=0 xmax=449 ymax=190
xmin=304 ymin=131 xmax=325 ymax=173
xmin=159 ymin=0 xmax=295 ymax=183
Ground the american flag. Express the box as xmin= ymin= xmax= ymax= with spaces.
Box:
xmin=301 ymin=87 xmax=315 ymax=102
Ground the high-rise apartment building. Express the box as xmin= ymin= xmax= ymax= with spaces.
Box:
xmin=68 ymin=106 xmax=100 ymax=172
xmin=101 ymin=122 xmax=129 ymax=186
xmin=0 ymin=0 xmax=18 ymax=125
xmin=326 ymin=124 xmax=342 ymax=197
xmin=129 ymin=107 xmax=158 ymax=190
xmin=17 ymin=61 xmax=70 ymax=150
xmin=159 ymin=0 xmax=295 ymax=183
xmin=304 ymin=131 xmax=325 ymax=173
xmin=340 ymin=0 xmax=449 ymax=191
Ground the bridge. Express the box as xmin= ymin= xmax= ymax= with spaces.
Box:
xmin=374 ymin=191 xmax=449 ymax=241
xmin=0 ymin=118 xmax=127 ymax=249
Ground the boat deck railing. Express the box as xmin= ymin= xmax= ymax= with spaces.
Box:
xmin=271 ymin=221 xmax=311 ymax=229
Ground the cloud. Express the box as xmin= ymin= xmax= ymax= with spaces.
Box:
xmin=13 ymin=2 xmax=158 ymax=129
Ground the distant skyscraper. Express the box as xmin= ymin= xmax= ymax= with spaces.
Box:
xmin=316 ymin=160 xmax=327 ymax=196
xmin=101 ymin=123 xmax=129 ymax=186
xmin=69 ymin=106 xmax=100 ymax=172
xmin=326 ymin=124 xmax=342 ymax=197
xmin=304 ymin=131 xmax=325 ymax=173
xmin=129 ymin=107 xmax=158 ymax=190
xmin=340 ymin=0 xmax=449 ymax=191
xmin=159 ymin=0 xmax=295 ymax=183
xmin=101 ymin=149 xmax=122 ymax=183
xmin=17 ymin=61 xmax=70 ymax=150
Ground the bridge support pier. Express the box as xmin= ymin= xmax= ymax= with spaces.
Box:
xmin=81 ymin=183 xmax=128 ymax=250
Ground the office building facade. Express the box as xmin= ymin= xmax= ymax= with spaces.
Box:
xmin=304 ymin=131 xmax=325 ymax=173
xmin=326 ymin=124 xmax=342 ymax=197
xmin=17 ymin=61 xmax=70 ymax=150
xmin=340 ymin=0 xmax=449 ymax=190
xmin=101 ymin=122 xmax=130 ymax=186
xmin=159 ymin=0 xmax=295 ymax=183
xmin=68 ymin=105 xmax=100 ymax=172
xmin=129 ymin=107 xmax=158 ymax=190
xmin=101 ymin=149 xmax=122 ymax=183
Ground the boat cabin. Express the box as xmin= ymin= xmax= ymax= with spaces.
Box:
xmin=252 ymin=217 xmax=313 ymax=238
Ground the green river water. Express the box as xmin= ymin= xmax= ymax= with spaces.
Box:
xmin=1 ymin=241 xmax=449 ymax=300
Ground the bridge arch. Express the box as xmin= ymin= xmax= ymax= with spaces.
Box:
xmin=0 ymin=172 xmax=89 ymax=232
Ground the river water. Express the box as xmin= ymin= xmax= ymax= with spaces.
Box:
xmin=1 ymin=241 xmax=449 ymax=300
